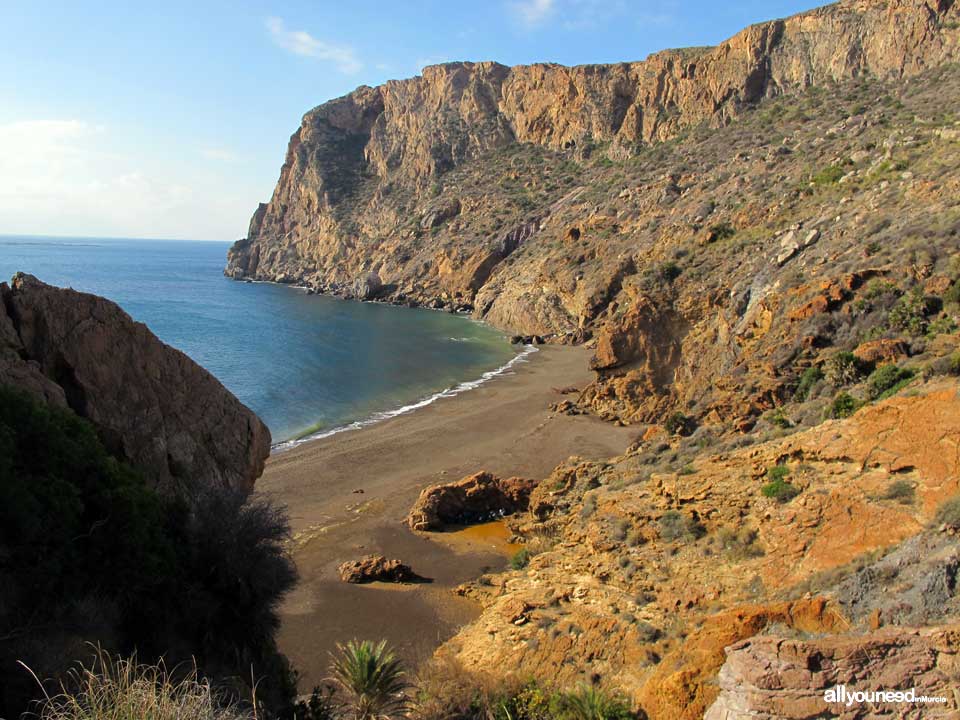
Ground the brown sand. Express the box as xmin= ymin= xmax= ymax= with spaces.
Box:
xmin=257 ymin=345 xmax=634 ymax=689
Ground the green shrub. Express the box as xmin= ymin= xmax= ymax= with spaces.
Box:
xmin=829 ymin=392 xmax=862 ymax=419
xmin=767 ymin=409 xmax=792 ymax=429
xmin=794 ymin=365 xmax=824 ymax=401
xmin=944 ymin=280 xmax=960 ymax=305
xmin=659 ymin=510 xmax=705 ymax=542
xmin=867 ymin=364 xmax=915 ymax=400
xmin=889 ymin=287 xmax=931 ymax=335
xmin=664 ymin=411 xmax=695 ymax=436
xmin=559 ymin=685 xmax=635 ymax=720
xmin=766 ymin=464 xmax=790 ymax=483
xmin=761 ymin=479 xmax=801 ymax=503
xmin=825 ymin=351 xmax=867 ymax=386
xmin=708 ymin=222 xmax=736 ymax=241
xmin=812 ymin=164 xmax=845 ymax=185
xmin=511 ymin=547 xmax=533 ymax=570
xmin=925 ymin=353 xmax=960 ymax=377
xmin=881 ymin=480 xmax=915 ymax=505
xmin=927 ymin=315 xmax=958 ymax=337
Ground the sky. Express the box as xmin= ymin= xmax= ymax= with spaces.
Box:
xmin=1 ymin=0 xmax=824 ymax=241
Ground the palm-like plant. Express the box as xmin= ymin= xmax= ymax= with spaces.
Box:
xmin=330 ymin=639 xmax=407 ymax=720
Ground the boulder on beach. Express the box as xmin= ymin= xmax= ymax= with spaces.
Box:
xmin=337 ymin=554 xmax=429 ymax=584
xmin=407 ymin=471 xmax=537 ymax=531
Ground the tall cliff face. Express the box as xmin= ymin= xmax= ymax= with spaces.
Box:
xmin=226 ymin=0 xmax=958 ymax=311
xmin=0 ymin=273 xmax=270 ymax=494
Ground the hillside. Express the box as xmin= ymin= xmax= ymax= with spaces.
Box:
xmin=219 ymin=0 xmax=960 ymax=716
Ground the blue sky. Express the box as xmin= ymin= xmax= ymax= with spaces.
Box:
xmin=1 ymin=0 xmax=823 ymax=241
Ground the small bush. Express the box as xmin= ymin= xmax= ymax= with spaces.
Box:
xmin=715 ymin=526 xmax=764 ymax=560
xmin=766 ymin=464 xmax=790 ymax=483
xmin=812 ymin=164 xmax=844 ymax=185
xmin=708 ymin=222 xmax=736 ymax=241
xmin=867 ymin=364 xmax=915 ymax=400
xmin=794 ymin=365 xmax=824 ymax=401
xmin=659 ymin=262 xmax=682 ymax=283
xmin=825 ymin=351 xmax=867 ymax=386
xmin=926 ymin=316 xmax=958 ymax=337
xmin=761 ymin=479 xmax=801 ymax=503
xmin=664 ymin=411 xmax=695 ymax=436
xmin=559 ymin=685 xmax=635 ymax=720
xmin=658 ymin=510 xmax=705 ymax=542
xmin=888 ymin=288 xmax=931 ymax=335
xmin=767 ymin=409 xmax=792 ymax=429
xmin=510 ymin=548 xmax=533 ymax=570
xmin=925 ymin=353 xmax=960 ymax=377
xmin=829 ymin=392 xmax=862 ymax=419
xmin=934 ymin=498 xmax=960 ymax=528
xmin=944 ymin=280 xmax=960 ymax=305
xmin=881 ymin=480 xmax=915 ymax=505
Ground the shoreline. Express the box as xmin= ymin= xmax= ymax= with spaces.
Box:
xmin=273 ymin=344 xmax=539 ymax=451
xmin=257 ymin=345 xmax=637 ymax=689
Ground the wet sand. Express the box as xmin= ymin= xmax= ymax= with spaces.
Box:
xmin=257 ymin=345 xmax=635 ymax=689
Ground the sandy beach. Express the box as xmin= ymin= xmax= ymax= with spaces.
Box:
xmin=257 ymin=345 xmax=635 ymax=689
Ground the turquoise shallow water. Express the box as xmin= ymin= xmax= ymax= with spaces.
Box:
xmin=0 ymin=236 xmax=520 ymax=444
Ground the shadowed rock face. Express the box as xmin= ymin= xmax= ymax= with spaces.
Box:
xmin=0 ymin=273 xmax=270 ymax=495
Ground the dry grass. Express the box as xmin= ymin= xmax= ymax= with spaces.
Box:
xmin=22 ymin=648 xmax=252 ymax=720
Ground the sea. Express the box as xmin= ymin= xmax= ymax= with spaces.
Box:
xmin=0 ymin=236 xmax=527 ymax=446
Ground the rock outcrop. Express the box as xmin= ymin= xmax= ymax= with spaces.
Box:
xmin=705 ymin=625 xmax=960 ymax=718
xmin=407 ymin=471 xmax=537 ymax=531
xmin=337 ymin=555 xmax=429 ymax=584
xmin=435 ymin=381 xmax=960 ymax=716
xmin=0 ymin=273 xmax=270 ymax=494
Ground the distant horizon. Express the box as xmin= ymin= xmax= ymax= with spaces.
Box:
xmin=0 ymin=232 xmax=233 ymax=244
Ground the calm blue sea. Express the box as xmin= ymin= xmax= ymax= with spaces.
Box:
xmin=0 ymin=236 xmax=521 ymax=444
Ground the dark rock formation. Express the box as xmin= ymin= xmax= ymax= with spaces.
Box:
xmin=0 ymin=273 xmax=270 ymax=494
xmin=407 ymin=471 xmax=537 ymax=531
xmin=337 ymin=555 xmax=429 ymax=584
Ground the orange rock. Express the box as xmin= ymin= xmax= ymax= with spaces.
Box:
xmin=853 ymin=338 xmax=909 ymax=364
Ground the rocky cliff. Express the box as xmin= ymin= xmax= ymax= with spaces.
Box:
xmin=227 ymin=0 xmax=960 ymax=434
xmin=0 ymin=273 xmax=270 ymax=494
xmin=227 ymin=0 xmax=958 ymax=308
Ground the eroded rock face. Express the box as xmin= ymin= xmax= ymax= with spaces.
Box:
xmin=407 ymin=471 xmax=537 ymax=531
xmin=0 ymin=274 xmax=270 ymax=494
xmin=704 ymin=625 xmax=960 ymax=719
xmin=437 ymin=382 xmax=960 ymax=717
xmin=226 ymin=0 xmax=959 ymax=317
xmin=337 ymin=555 xmax=428 ymax=584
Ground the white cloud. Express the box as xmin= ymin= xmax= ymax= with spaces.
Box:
xmin=265 ymin=17 xmax=362 ymax=74
xmin=0 ymin=119 xmax=250 ymax=240
xmin=510 ymin=0 xmax=556 ymax=26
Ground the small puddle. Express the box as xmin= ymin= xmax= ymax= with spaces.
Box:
xmin=438 ymin=519 xmax=525 ymax=557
